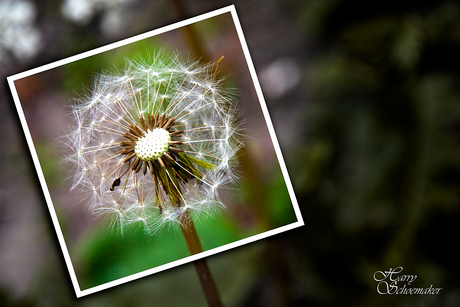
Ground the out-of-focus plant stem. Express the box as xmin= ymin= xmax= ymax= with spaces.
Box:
xmin=171 ymin=0 xmax=210 ymax=63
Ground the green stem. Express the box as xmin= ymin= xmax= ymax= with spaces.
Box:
xmin=179 ymin=210 xmax=224 ymax=307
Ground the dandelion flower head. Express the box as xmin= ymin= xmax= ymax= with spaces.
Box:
xmin=66 ymin=51 xmax=243 ymax=234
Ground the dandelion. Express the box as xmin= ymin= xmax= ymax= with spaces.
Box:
xmin=66 ymin=51 xmax=242 ymax=236
xmin=65 ymin=51 xmax=243 ymax=306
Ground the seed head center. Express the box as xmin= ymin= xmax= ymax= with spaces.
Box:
xmin=134 ymin=128 xmax=171 ymax=161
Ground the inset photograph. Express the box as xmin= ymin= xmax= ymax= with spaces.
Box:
xmin=8 ymin=6 xmax=302 ymax=298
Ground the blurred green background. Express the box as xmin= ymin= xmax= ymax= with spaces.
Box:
xmin=2 ymin=0 xmax=460 ymax=306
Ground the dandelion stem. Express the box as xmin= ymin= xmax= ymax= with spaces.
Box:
xmin=179 ymin=210 xmax=224 ymax=307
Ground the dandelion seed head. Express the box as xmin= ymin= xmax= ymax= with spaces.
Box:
xmin=65 ymin=50 xmax=244 ymax=234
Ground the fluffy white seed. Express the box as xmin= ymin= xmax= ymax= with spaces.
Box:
xmin=65 ymin=51 xmax=243 ymax=234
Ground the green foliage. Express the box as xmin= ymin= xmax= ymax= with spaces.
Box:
xmin=75 ymin=209 xmax=241 ymax=290
xmin=62 ymin=38 xmax=167 ymax=97
xmin=266 ymin=168 xmax=297 ymax=227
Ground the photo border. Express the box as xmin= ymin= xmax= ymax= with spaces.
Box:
xmin=7 ymin=5 xmax=303 ymax=298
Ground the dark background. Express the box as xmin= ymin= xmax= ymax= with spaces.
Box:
xmin=2 ymin=0 xmax=460 ymax=306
